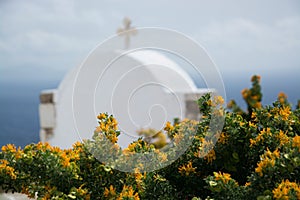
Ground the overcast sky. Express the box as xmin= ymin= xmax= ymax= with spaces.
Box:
xmin=0 ymin=0 xmax=300 ymax=88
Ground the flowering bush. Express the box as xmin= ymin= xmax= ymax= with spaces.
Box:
xmin=0 ymin=75 xmax=299 ymax=200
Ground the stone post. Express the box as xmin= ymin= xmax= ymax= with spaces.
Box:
xmin=39 ymin=89 xmax=57 ymax=142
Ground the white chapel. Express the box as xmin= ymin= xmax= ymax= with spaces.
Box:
xmin=38 ymin=18 xmax=213 ymax=149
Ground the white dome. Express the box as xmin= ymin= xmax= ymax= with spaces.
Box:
xmin=49 ymin=50 xmax=198 ymax=148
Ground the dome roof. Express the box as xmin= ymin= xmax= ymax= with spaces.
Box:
xmin=49 ymin=50 xmax=199 ymax=148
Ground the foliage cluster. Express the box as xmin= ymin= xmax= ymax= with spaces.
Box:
xmin=1 ymin=75 xmax=300 ymax=200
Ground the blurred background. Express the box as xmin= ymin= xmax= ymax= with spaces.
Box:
xmin=0 ymin=0 xmax=299 ymax=147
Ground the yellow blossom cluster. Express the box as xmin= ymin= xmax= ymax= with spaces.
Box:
xmin=272 ymin=179 xmax=300 ymax=200
xmin=248 ymin=121 xmax=257 ymax=128
xmin=292 ymin=135 xmax=300 ymax=152
xmin=178 ymin=161 xmax=197 ymax=176
xmin=36 ymin=142 xmax=82 ymax=168
xmin=61 ymin=151 xmax=71 ymax=167
xmin=251 ymin=111 xmax=257 ymax=119
xmin=279 ymin=106 xmax=291 ymax=121
xmin=217 ymin=132 xmax=228 ymax=145
xmin=164 ymin=121 xmax=174 ymax=132
xmin=0 ymin=159 xmax=16 ymax=179
xmin=244 ymin=182 xmax=251 ymax=187
xmin=278 ymin=92 xmax=288 ymax=105
xmin=255 ymin=148 xmax=280 ymax=177
xmin=36 ymin=142 xmax=53 ymax=151
xmin=74 ymin=185 xmax=90 ymax=199
xmin=117 ymin=185 xmax=140 ymax=200
xmin=173 ymin=132 xmax=184 ymax=145
xmin=250 ymin=128 xmax=272 ymax=147
xmin=134 ymin=168 xmax=147 ymax=190
xmin=241 ymin=75 xmax=262 ymax=109
xmin=276 ymin=130 xmax=290 ymax=146
xmin=104 ymin=185 xmax=117 ymax=198
xmin=1 ymin=143 xmax=17 ymax=152
xmin=213 ymin=171 xmax=236 ymax=185
xmin=204 ymin=149 xmax=216 ymax=164
xmin=251 ymin=75 xmax=261 ymax=82
xmin=227 ymin=100 xmax=235 ymax=109
xmin=95 ymin=113 xmax=119 ymax=144
xmin=124 ymin=139 xmax=143 ymax=153
xmin=1 ymin=143 xmax=23 ymax=159
xmin=207 ymin=95 xmax=225 ymax=107
xmin=194 ymin=138 xmax=216 ymax=164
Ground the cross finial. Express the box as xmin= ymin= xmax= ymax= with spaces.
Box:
xmin=117 ymin=17 xmax=137 ymax=49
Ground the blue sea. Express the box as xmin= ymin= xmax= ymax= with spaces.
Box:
xmin=0 ymin=80 xmax=59 ymax=148
xmin=0 ymin=72 xmax=299 ymax=148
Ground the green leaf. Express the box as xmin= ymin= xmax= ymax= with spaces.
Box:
xmin=209 ymin=181 xmax=217 ymax=187
xmin=68 ymin=194 xmax=76 ymax=199
xmin=232 ymin=152 xmax=239 ymax=161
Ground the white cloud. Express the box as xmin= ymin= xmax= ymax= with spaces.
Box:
xmin=0 ymin=0 xmax=299 ymax=76
xmin=198 ymin=17 xmax=300 ymax=50
xmin=194 ymin=16 xmax=300 ymax=71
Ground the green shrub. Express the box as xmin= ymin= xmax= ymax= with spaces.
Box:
xmin=0 ymin=75 xmax=299 ymax=200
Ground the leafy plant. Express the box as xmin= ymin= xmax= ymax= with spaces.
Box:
xmin=0 ymin=75 xmax=299 ymax=200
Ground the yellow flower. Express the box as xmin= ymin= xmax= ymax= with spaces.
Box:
xmin=218 ymin=132 xmax=228 ymax=145
xmin=0 ymin=160 xmax=17 ymax=179
xmin=239 ymin=121 xmax=245 ymax=126
xmin=15 ymin=147 xmax=23 ymax=159
xmin=178 ymin=161 xmax=197 ymax=176
xmin=61 ymin=152 xmax=71 ymax=167
xmin=111 ymin=118 xmax=118 ymax=130
xmin=249 ymin=138 xmax=256 ymax=146
xmin=194 ymin=136 xmax=205 ymax=142
xmin=134 ymin=168 xmax=146 ymax=189
xmin=51 ymin=146 xmax=62 ymax=154
xmin=279 ymin=106 xmax=291 ymax=121
xmin=207 ymin=96 xmax=225 ymax=107
xmin=164 ymin=121 xmax=174 ymax=132
xmin=253 ymin=102 xmax=262 ymax=109
xmin=99 ymin=122 xmax=109 ymax=132
xmin=245 ymin=182 xmax=251 ymax=187
xmin=72 ymin=141 xmax=83 ymax=150
xmin=204 ymin=149 xmax=216 ymax=164
xmin=278 ymin=92 xmax=288 ymax=104
xmin=227 ymin=100 xmax=234 ymax=108
xmin=250 ymin=128 xmax=272 ymax=147
xmin=251 ymin=112 xmax=257 ymax=119
xmin=214 ymin=96 xmax=224 ymax=105
xmin=110 ymin=134 xmax=118 ymax=144
xmin=127 ymin=140 xmax=142 ymax=152
xmin=36 ymin=142 xmax=52 ymax=152
xmin=117 ymin=185 xmax=140 ymax=200
xmin=292 ymin=135 xmax=300 ymax=152
xmin=104 ymin=185 xmax=116 ymax=198
xmin=255 ymin=148 xmax=279 ymax=177
xmin=127 ymin=143 xmax=136 ymax=152
xmin=276 ymin=130 xmax=289 ymax=146
xmin=75 ymin=185 xmax=90 ymax=199
xmin=214 ymin=171 xmax=234 ymax=184
xmin=173 ymin=133 xmax=183 ymax=145
xmin=1 ymin=144 xmax=16 ymax=152
xmin=97 ymin=113 xmax=106 ymax=120
xmin=160 ymin=153 xmax=168 ymax=162
xmin=273 ymin=179 xmax=300 ymax=200
xmin=249 ymin=121 xmax=257 ymax=128
xmin=0 ymin=159 xmax=9 ymax=166
xmin=252 ymin=95 xmax=259 ymax=100
xmin=251 ymin=75 xmax=261 ymax=82
xmin=207 ymin=99 xmax=213 ymax=106
xmin=241 ymin=88 xmax=249 ymax=99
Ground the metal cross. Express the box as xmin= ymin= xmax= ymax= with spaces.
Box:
xmin=117 ymin=17 xmax=137 ymax=49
